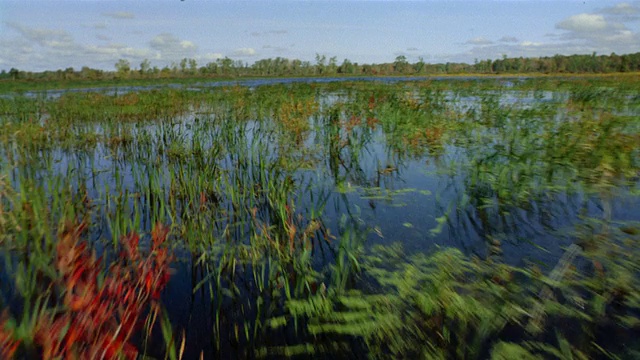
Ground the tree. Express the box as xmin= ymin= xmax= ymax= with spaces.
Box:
xmin=179 ymin=58 xmax=188 ymax=74
xmin=160 ymin=66 xmax=172 ymax=78
xmin=328 ymin=56 xmax=338 ymax=75
xmin=339 ymin=58 xmax=355 ymax=74
xmin=115 ymin=59 xmax=131 ymax=78
xmin=413 ymin=57 xmax=425 ymax=74
xmin=9 ymin=68 xmax=19 ymax=80
xmin=291 ymin=59 xmax=302 ymax=75
xmin=63 ymin=67 xmax=75 ymax=80
xmin=140 ymin=59 xmax=151 ymax=75
xmin=217 ymin=57 xmax=234 ymax=76
xmin=204 ymin=61 xmax=218 ymax=75
xmin=315 ymin=53 xmax=326 ymax=75
xmin=188 ymin=59 xmax=197 ymax=74
xmin=394 ymin=55 xmax=408 ymax=73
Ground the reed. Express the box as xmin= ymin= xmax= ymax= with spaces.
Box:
xmin=0 ymin=76 xmax=638 ymax=358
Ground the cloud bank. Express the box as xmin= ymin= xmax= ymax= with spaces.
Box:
xmin=459 ymin=2 xmax=640 ymax=62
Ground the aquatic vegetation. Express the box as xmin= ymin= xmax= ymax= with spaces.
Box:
xmin=0 ymin=218 xmax=173 ymax=359
xmin=0 ymin=76 xmax=638 ymax=358
xmin=266 ymin=217 xmax=640 ymax=358
xmin=0 ymin=314 xmax=19 ymax=359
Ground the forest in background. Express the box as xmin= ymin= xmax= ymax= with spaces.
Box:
xmin=2 ymin=51 xmax=640 ymax=82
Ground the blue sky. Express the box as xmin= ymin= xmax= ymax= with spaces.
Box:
xmin=1 ymin=1 xmax=639 ymax=72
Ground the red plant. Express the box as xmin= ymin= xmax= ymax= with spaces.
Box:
xmin=35 ymin=222 xmax=173 ymax=360
xmin=368 ymin=95 xmax=376 ymax=110
xmin=0 ymin=312 xmax=20 ymax=359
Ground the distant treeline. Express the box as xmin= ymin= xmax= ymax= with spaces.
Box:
xmin=2 ymin=52 xmax=640 ymax=81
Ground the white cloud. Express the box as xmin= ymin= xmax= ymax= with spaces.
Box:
xmin=149 ymin=33 xmax=198 ymax=59
xmin=600 ymin=2 xmax=639 ymax=15
xmin=232 ymin=47 xmax=257 ymax=57
xmin=451 ymin=30 xmax=638 ymax=64
xmin=1 ymin=22 xmax=157 ymax=70
xmin=553 ymin=6 xmax=640 ymax=51
xmin=598 ymin=2 xmax=640 ymax=22
xmin=6 ymin=22 xmax=74 ymax=47
xmin=0 ymin=38 xmax=36 ymax=66
xmin=557 ymin=13 xmax=607 ymax=32
xmin=449 ymin=5 xmax=640 ymax=63
xmin=86 ymin=44 xmax=150 ymax=58
xmin=603 ymin=29 xmax=636 ymax=43
xmin=102 ymin=12 xmax=135 ymax=20
xmin=465 ymin=37 xmax=493 ymax=45
xmin=1 ymin=23 xmax=214 ymax=71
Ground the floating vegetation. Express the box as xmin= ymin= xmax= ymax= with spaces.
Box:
xmin=0 ymin=77 xmax=639 ymax=358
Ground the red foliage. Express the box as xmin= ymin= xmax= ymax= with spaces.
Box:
xmin=368 ymin=95 xmax=376 ymax=110
xmin=35 ymin=222 xmax=173 ymax=360
xmin=0 ymin=312 xmax=20 ymax=359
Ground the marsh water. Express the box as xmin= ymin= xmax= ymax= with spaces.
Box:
xmin=1 ymin=77 xmax=639 ymax=358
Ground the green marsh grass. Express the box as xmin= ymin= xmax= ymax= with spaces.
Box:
xmin=0 ymin=77 xmax=638 ymax=358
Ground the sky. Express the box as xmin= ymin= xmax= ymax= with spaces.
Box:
xmin=0 ymin=0 xmax=639 ymax=72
